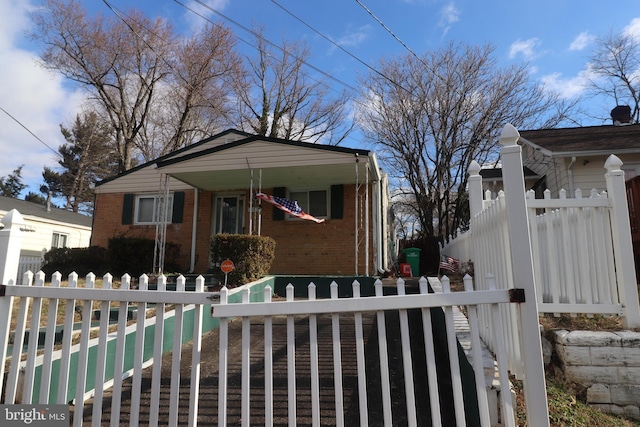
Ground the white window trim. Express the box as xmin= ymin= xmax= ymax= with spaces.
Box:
xmin=286 ymin=188 xmax=329 ymax=221
xmin=134 ymin=193 xmax=174 ymax=225
xmin=51 ymin=231 xmax=69 ymax=248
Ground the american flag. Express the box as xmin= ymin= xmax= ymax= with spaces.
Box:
xmin=256 ymin=192 xmax=325 ymax=224
xmin=439 ymin=255 xmax=460 ymax=273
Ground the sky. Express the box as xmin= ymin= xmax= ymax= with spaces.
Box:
xmin=1 ymin=0 xmax=639 ymax=198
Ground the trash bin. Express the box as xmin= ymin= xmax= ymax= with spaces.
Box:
xmin=402 ymin=248 xmax=422 ymax=277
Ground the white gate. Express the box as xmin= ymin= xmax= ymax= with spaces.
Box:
xmin=0 ymin=272 xmax=548 ymax=426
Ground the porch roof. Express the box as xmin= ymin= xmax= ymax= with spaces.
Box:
xmin=154 ymin=135 xmax=380 ymax=191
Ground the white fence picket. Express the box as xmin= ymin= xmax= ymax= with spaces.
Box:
xmin=40 ymin=271 xmax=61 ymax=403
xmin=110 ymin=274 xmax=130 ymax=427
xmin=1 ymin=272 xmax=548 ymax=426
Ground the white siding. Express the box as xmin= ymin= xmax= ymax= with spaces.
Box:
xmin=18 ymin=216 xmax=91 ymax=253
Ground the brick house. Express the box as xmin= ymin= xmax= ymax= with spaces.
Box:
xmin=91 ymin=129 xmax=394 ymax=276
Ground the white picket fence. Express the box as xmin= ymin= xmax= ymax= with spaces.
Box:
xmin=443 ymin=124 xmax=640 ymax=329
xmin=0 ymin=271 xmax=550 ymax=426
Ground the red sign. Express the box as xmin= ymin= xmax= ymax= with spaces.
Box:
xmin=220 ymin=259 xmax=235 ymax=274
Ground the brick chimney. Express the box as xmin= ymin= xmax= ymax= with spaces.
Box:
xmin=611 ymin=105 xmax=632 ymax=125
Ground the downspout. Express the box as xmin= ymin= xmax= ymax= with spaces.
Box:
xmin=567 ymin=156 xmax=576 ymax=198
xmin=189 ymin=188 xmax=199 ymax=273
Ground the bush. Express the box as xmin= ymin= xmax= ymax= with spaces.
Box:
xmin=42 ymin=246 xmax=109 ymax=277
xmin=41 ymin=236 xmax=182 ymax=278
xmin=107 ymin=236 xmax=181 ymax=277
xmin=210 ymin=234 xmax=276 ymax=287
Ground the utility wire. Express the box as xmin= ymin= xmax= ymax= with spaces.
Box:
xmin=0 ymin=106 xmax=62 ymax=158
xmin=355 ymin=0 xmax=466 ymax=100
xmin=355 ymin=0 xmax=424 ymax=63
xmin=270 ymin=0 xmax=411 ymax=94
xmin=187 ymin=0 xmax=359 ymax=93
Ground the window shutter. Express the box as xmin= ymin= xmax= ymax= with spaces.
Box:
xmin=272 ymin=187 xmax=286 ymax=221
xmin=331 ymin=185 xmax=344 ymax=219
xmin=122 ymin=193 xmax=134 ymax=225
xmin=172 ymin=191 xmax=185 ymax=223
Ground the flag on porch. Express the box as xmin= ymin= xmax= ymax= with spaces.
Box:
xmin=439 ymin=255 xmax=460 ymax=273
xmin=256 ymin=192 xmax=325 ymax=224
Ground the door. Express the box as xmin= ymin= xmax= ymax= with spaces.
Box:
xmin=213 ymin=195 xmax=245 ymax=234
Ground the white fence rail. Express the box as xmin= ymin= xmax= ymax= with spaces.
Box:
xmin=0 ymin=271 xmax=550 ymax=426
xmin=442 ymin=124 xmax=640 ymax=328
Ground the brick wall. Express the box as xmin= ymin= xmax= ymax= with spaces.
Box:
xmin=92 ymin=184 xmax=377 ymax=276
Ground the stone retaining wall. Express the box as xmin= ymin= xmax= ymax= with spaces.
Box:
xmin=550 ymin=330 xmax=640 ymax=420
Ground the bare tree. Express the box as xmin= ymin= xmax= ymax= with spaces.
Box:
xmin=138 ymin=23 xmax=244 ymax=159
xmin=31 ymin=0 xmax=242 ymax=170
xmin=230 ymin=27 xmax=354 ymax=145
xmin=357 ymin=42 xmax=576 ymax=241
xmin=589 ymin=31 xmax=640 ymax=123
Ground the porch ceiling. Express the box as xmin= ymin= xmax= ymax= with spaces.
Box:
xmin=163 ymin=162 xmax=370 ymax=191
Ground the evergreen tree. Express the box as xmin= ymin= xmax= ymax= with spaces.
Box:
xmin=0 ymin=166 xmax=26 ymax=198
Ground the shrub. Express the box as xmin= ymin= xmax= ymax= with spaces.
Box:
xmin=210 ymin=234 xmax=276 ymax=287
xmin=42 ymin=246 xmax=109 ymax=277
xmin=107 ymin=236 xmax=181 ymax=277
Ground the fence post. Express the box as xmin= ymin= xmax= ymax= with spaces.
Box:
xmin=0 ymin=209 xmax=24 ymax=286
xmin=604 ymin=154 xmax=640 ymax=328
xmin=468 ymin=160 xmax=484 ymax=218
xmin=499 ymin=123 xmax=550 ymax=426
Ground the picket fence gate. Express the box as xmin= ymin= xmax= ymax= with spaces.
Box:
xmin=0 ymin=269 xmax=549 ymax=427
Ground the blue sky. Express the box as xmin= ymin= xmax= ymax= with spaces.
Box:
xmin=1 ymin=0 xmax=639 ymax=197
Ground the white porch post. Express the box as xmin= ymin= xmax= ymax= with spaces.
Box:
xmin=499 ymin=124 xmax=550 ymax=426
xmin=604 ymin=155 xmax=640 ymax=328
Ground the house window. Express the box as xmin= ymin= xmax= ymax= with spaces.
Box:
xmin=288 ymin=189 xmax=328 ymax=218
xmin=134 ymin=194 xmax=174 ymax=224
xmin=51 ymin=232 xmax=68 ymax=248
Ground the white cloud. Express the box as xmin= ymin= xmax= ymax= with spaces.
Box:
xmin=569 ymin=31 xmax=595 ymax=51
xmin=0 ymin=0 xmax=85 ymax=194
xmin=438 ymin=3 xmax=460 ymax=36
xmin=335 ymin=25 xmax=371 ymax=48
xmin=540 ymin=67 xmax=594 ymax=99
xmin=623 ymin=17 xmax=640 ymax=39
xmin=509 ymin=38 xmax=541 ymax=60
xmin=184 ymin=0 xmax=230 ymax=32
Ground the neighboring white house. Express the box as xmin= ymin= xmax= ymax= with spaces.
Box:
xmin=0 ymin=196 xmax=93 ymax=278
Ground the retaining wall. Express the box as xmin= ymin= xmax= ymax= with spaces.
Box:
xmin=550 ymin=329 xmax=640 ymax=420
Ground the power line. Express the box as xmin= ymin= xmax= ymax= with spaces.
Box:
xmin=355 ymin=0 xmax=424 ymax=63
xmin=185 ymin=0 xmax=360 ymax=93
xmin=270 ymin=0 xmax=410 ymax=94
xmin=0 ymin=106 xmax=62 ymax=158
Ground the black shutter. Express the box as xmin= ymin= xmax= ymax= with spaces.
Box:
xmin=172 ymin=191 xmax=185 ymax=224
xmin=122 ymin=193 xmax=134 ymax=225
xmin=273 ymin=187 xmax=286 ymax=221
xmin=331 ymin=184 xmax=344 ymax=219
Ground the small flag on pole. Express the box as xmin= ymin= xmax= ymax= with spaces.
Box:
xmin=439 ymin=256 xmax=460 ymax=274
xmin=256 ymin=192 xmax=325 ymax=224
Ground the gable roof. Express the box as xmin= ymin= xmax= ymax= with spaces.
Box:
xmin=518 ymin=124 xmax=640 ymax=158
xmin=97 ymin=129 xmax=378 ymax=192
xmin=155 ymin=134 xmax=374 ymax=191
xmin=0 ymin=196 xmax=92 ymax=227
xmin=96 ymin=128 xmax=251 ymax=187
